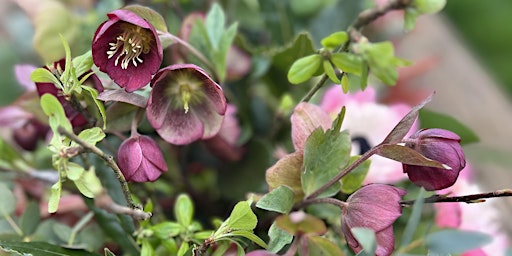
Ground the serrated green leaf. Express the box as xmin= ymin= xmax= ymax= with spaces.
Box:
xmin=66 ymin=162 xmax=85 ymax=181
xmin=419 ymin=109 xmax=479 ymax=145
xmin=175 ymin=194 xmax=194 ymax=227
xmin=302 ymin=126 xmax=351 ymax=197
xmin=48 ymin=181 xmax=61 ymax=213
xmin=341 ymin=156 xmax=370 ymax=194
xmin=0 ymin=241 xmax=100 ymax=256
xmin=72 ymin=51 xmax=93 ymax=78
xmin=307 ymin=235 xmax=344 ymax=256
xmin=0 ymin=183 xmax=16 ymax=217
xmin=123 ymin=5 xmax=168 ymax=32
xmin=31 ymin=68 xmax=62 ymax=88
xmin=77 ymin=127 xmax=105 ymax=147
xmin=426 ymin=229 xmax=492 ymax=254
xmin=321 ymin=31 xmax=348 ymax=49
xmin=81 ymin=86 xmax=107 ymax=129
xmin=267 ymin=222 xmax=293 ymax=253
xmin=256 ymin=185 xmax=294 ymax=214
xmin=287 ymin=54 xmax=322 ymax=84
xmin=225 ymin=201 xmax=257 ymax=231
xmin=20 ymin=201 xmax=41 ymax=236
xmin=352 ymin=227 xmax=377 ymax=256
xmin=74 ymin=167 xmax=102 ymax=198
xmin=331 ymin=52 xmax=363 ymax=75
xmin=205 ymin=3 xmax=226 ymax=50
xmin=323 ymin=60 xmax=340 ymax=84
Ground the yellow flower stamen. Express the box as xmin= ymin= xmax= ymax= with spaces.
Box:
xmin=106 ymin=23 xmax=153 ymax=70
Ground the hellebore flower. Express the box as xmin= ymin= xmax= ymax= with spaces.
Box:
xmin=92 ymin=9 xmax=163 ymax=92
xmin=116 ymin=134 xmax=168 ymax=182
xmin=36 ymin=59 xmax=104 ymax=128
xmin=403 ymin=128 xmax=466 ymax=191
xmin=342 ymin=184 xmax=406 ymax=256
xmin=146 ymin=64 xmax=227 ymax=145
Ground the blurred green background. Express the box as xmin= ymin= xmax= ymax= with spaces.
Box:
xmin=1 ymin=0 xmax=512 ymax=105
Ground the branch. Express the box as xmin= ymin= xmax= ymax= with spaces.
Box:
xmin=301 ymin=0 xmax=413 ymax=102
xmin=58 ymin=126 xmax=138 ymax=210
xmin=400 ymin=189 xmax=512 ymax=206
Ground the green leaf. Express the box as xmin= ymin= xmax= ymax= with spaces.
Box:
xmin=426 ymin=229 xmax=492 ymax=254
xmin=256 ymin=185 xmax=295 ymax=214
xmin=66 ymin=162 xmax=85 ymax=181
xmin=177 ymin=241 xmax=189 ymax=256
xmin=321 ymin=31 xmax=348 ymax=49
xmin=265 ymin=152 xmax=304 ymax=202
xmin=359 ymin=41 xmax=408 ymax=85
xmin=341 ymin=74 xmax=349 ymax=93
xmin=40 ymin=93 xmax=72 ymax=133
xmin=331 ymin=52 xmax=363 ymax=75
xmin=267 ymin=222 xmax=293 ymax=253
xmin=275 ymin=212 xmax=326 ymax=236
xmin=323 ymin=60 xmax=340 ymax=84
xmin=60 ymin=34 xmax=73 ymax=91
xmin=414 ymin=0 xmax=446 ymax=14
xmin=72 ymin=50 xmax=93 ymax=79
xmin=31 ymin=68 xmax=62 ymax=88
xmin=20 ymin=201 xmax=41 ymax=236
xmin=77 ymin=127 xmax=105 ymax=147
xmin=141 ymin=239 xmax=154 ymax=256
xmin=81 ymin=86 xmax=107 ymax=129
xmin=0 ymin=183 xmax=16 ymax=217
xmin=215 ymin=22 xmax=238 ymax=82
xmin=0 ymin=138 xmax=23 ymax=170
xmin=151 ymin=222 xmax=182 ymax=239
xmin=419 ymin=109 xmax=479 ymax=145
xmin=123 ymin=5 xmax=168 ymax=32
xmin=351 ymin=227 xmax=377 ymax=256
xmin=205 ymin=3 xmax=226 ymax=50
xmin=341 ymin=156 xmax=370 ymax=194
xmin=272 ymin=33 xmax=316 ymax=72
xmin=74 ymin=167 xmax=102 ymax=198
xmin=287 ymin=54 xmax=322 ymax=84
xmin=302 ymin=125 xmax=351 ymax=197
xmin=400 ymin=188 xmax=426 ymax=248
xmin=404 ymin=8 xmax=420 ymax=32
xmin=0 ymin=241 xmax=100 ymax=256
xmin=227 ymin=230 xmax=267 ymax=249
xmin=104 ymin=248 xmax=116 ymax=256
xmin=52 ymin=222 xmax=72 ymax=243
xmin=376 ymin=144 xmax=449 ymax=169
xmin=360 ymin=61 xmax=369 ymax=90
xmin=307 ymin=235 xmax=344 ymax=256
xmin=174 ymin=194 xmax=194 ymax=227
xmin=48 ymin=181 xmax=62 ymax=213
xmin=225 ymin=201 xmax=257 ymax=231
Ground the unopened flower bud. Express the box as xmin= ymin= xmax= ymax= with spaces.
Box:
xmin=116 ymin=135 xmax=167 ymax=182
xmin=403 ymin=128 xmax=466 ymax=191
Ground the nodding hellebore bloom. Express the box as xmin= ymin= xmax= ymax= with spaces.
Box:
xmin=403 ymin=128 xmax=466 ymax=191
xmin=116 ymin=134 xmax=168 ymax=182
xmin=342 ymin=184 xmax=406 ymax=256
xmin=146 ymin=64 xmax=227 ymax=145
xmin=92 ymin=9 xmax=163 ymax=92
xmin=36 ymin=59 xmax=104 ymax=128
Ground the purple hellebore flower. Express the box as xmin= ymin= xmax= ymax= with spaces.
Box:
xmin=116 ymin=134 xmax=168 ymax=182
xmin=342 ymin=184 xmax=406 ymax=256
xmin=92 ymin=9 xmax=163 ymax=92
xmin=403 ymin=128 xmax=466 ymax=191
xmin=146 ymin=64 xmax=227 ymax=145
xmin=36 ymin=59 xmax=104 ymax=128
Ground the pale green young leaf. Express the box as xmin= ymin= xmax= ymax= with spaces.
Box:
xmin=404 ymin=8 xmax=420 ymax=32
xmin=341 ymin=74 xmax=350 ymax=93
xmin=287 ymin=54 xmax=322 ymax=84
xmin=321 ymin=31 xmax=348 ymax=49
xmin=177 ymin=241 xmax=189 ymax=256
xmin=360 ymin=61 xmax=369 ymax=90
xmin=74 ymin=167 xmax=102 ymax=198
xmin=174 ymin=194 xmax=194 ymax=227
xmin=60 ymin=34 xmax=73 ymax=91
xmin=225 ymin=201 xmax=257 ymax=231
xmin=414 ymin=0 xmax=446 ymax=14
xmin=81 ymin=86 xmax=107 ymax=129
xmin=152 ymin=222 xmax=182 ymax=239
xmin=77 ymin=127 xmax=105 ymax=147
xmin=256 ymin=185 xmax=295 ymax=214
xmin=140 ymin=239 xmax=154 ymax=256
xmin=40 ymin=93 xmax=72 ymax=133
xmin=48 ymin=181 xmax=62 ymax=213
xmin=331 ymin=52 xmax=363 ymax=75
xmin=323 ymin=60 xmax=340 ymax=84
xmin=72 ymin=50 xmax=93 ymax=78
xmin=0 ymin=183 xmax=16 ymax=217
xmin=66 ymin=162 xmax=85 ymax=181
xmin=31 ymin=68 xmax=62 ymax=89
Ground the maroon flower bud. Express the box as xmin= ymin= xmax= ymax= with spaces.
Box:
xmin=402 ymin=128 xmax=466 ymax=191
xmin=116 ymin=135 xmax=168 ymax=182
xmin=92 ymin=9 xmax=163 ymax=92
xmin=146 ymin=64 xmax=227 ymax=145
xmin=13 ymin=119 xmax=49 ymax=151
xmin=342 ymin=184 xmax=406 ymax=256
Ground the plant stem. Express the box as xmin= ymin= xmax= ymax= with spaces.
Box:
xmin=305 ymin=144 xmax=382 ymax=200
xmin=295 ymin=197 xmax=347 ymax=211
xmin=400 ymin=189 xmax=512 ymax=206
xmin=58 ymin=126 xmax=137 ymax=210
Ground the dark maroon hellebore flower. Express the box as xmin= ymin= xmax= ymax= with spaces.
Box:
xmin=92 ymin=9 xmax=163 ymax=92
xmin=403 ymin=128 xmax=466 ymax=191
xmin=116 ymin=134 xmax=168 ymax=182
xmin=36 ymin=59 xmax=104 ymax=128
xmin=146 ymin=64 xmax=227 ymax=145
xmin=342 ymin=184 xmax=406 ymax=256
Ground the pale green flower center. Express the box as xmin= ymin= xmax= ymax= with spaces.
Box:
xmin=107 ymin=23 xmax=153 ymax=69
xmin=165 ymin=71 xmax=205 ymax=113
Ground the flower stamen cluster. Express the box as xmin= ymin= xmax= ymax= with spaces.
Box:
xmin=107 ymin=23 xmax=153 ymax=70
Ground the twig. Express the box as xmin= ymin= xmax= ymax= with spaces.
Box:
xmin=400 ymin=189 xmax=512 ymax=206
xmin=57 ymin=126 xmax=137 ymax=210
xmin=295 ymin=197 xmax=347 ymax=211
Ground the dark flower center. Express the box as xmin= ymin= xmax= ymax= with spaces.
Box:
xmin=107 ymin=22 xmax=153 ymax=69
